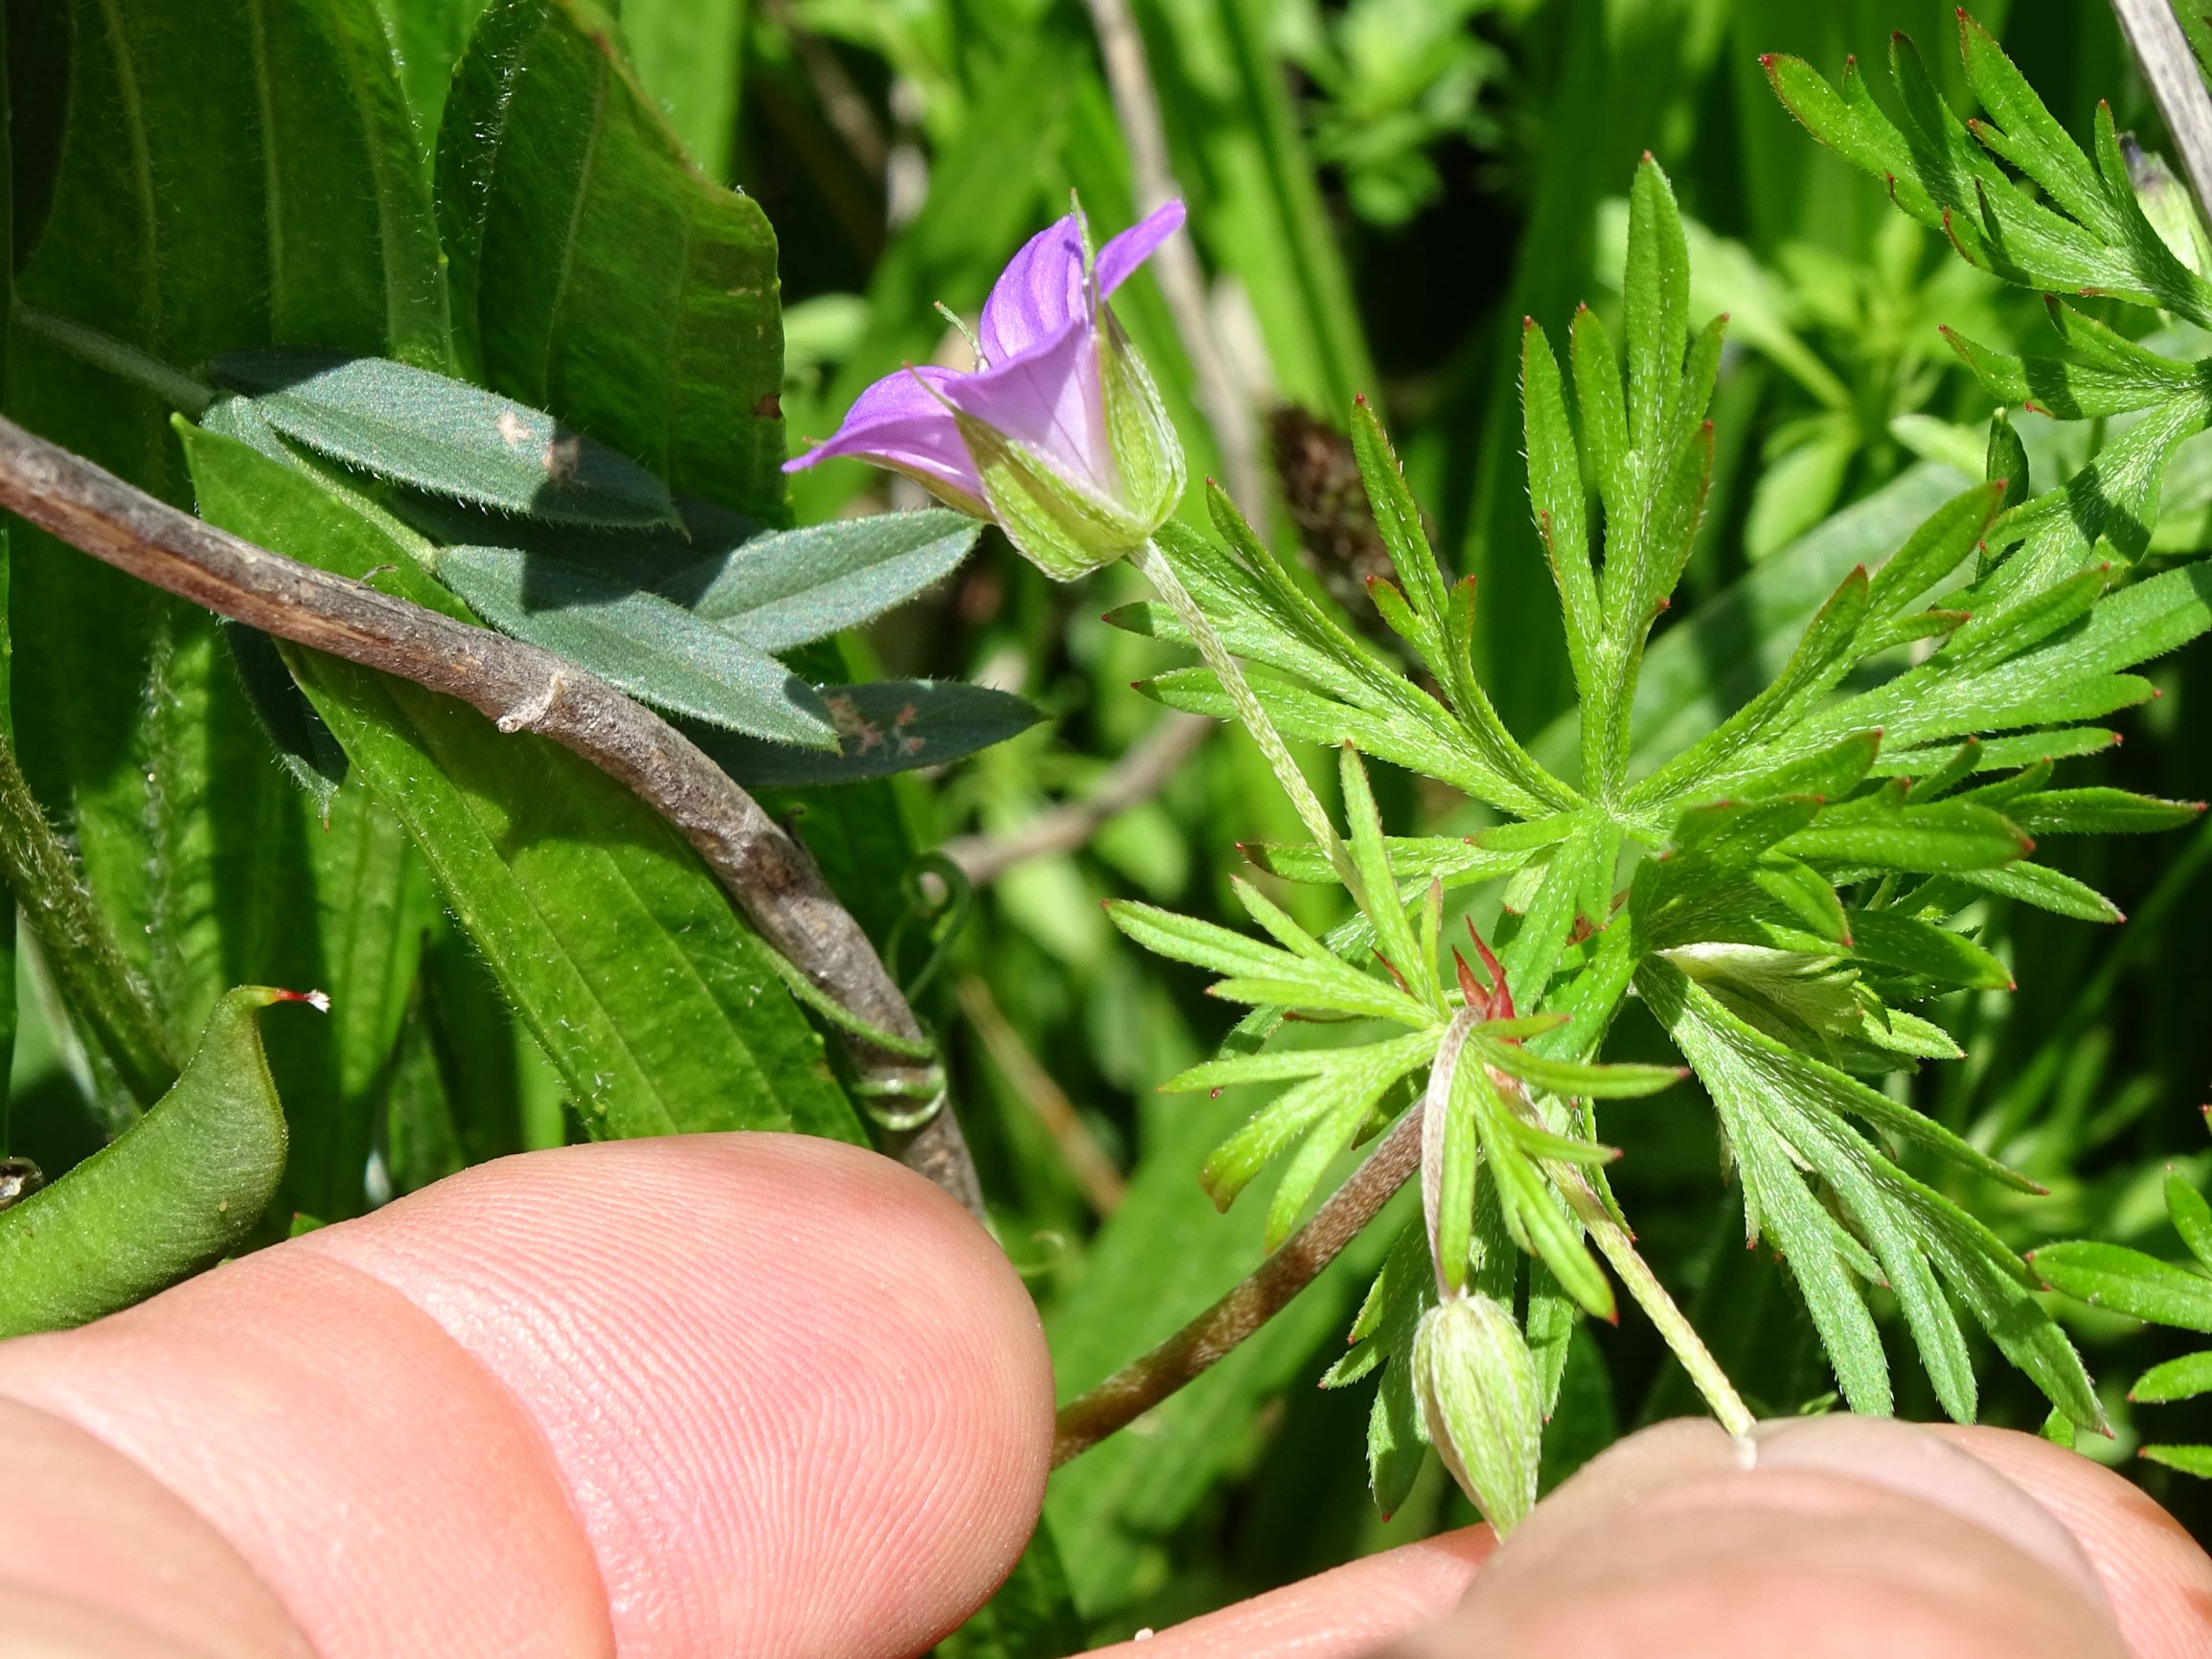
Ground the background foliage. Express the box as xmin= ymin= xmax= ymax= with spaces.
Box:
xmin=4 ymin=0 xmax=2212 ymax=1651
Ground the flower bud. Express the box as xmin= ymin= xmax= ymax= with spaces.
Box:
xmin=1411 ymin=1291 xmax=1542 ymax=1533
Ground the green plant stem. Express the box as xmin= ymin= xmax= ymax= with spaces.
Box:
xmin=1556 ymin=1165 xmax=1753 ymax=1435
xmin=1129 ymin=537 xmax=1363 ymax=902
xmin=0 ymin=724 xmax=176 ymax=1111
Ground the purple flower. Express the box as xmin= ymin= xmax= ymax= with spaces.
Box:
xmin=787 ymin=201 xmax=1189 ymax=579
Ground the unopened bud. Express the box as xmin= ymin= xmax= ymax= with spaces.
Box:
xmin=2123 ymin=134 xmax=2212 ymax=280
xmin=1411 ymin=1291 xmax=1542 ymax=1533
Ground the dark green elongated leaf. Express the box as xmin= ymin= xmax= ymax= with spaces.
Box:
xmin=6 ymin=0 xmax=449 ymax=1030
xmin=1846 ymin=909 xmax=2013 ymax=991
xmin=2168 ymin=1172 xmax=2212 ymax=1275
xmin=0 ymin=987 xmax=299 ymax=1337
xmin=437 ymin=0 xmax=786 ymax=518
xmin=180 ymin=420 xmax=863 ymax=1147
xmin=619 ymin=0 xmax=747 ymax=181
xmin=216 ymin=351 xmax=680 ymax=531
xmin=2033 ymin=1241 xmax=2212 ymax=1331
xmin=1780 ymin=800 xmax=2029 ymax=873
xmin=373 ymin=0 xmax=489 ymax=143
xmin=660 ymin=510 xmax=979 ymax=650
xmin=689 ymin=680 xmax=1044 ymax=787
xmin=2006 ymin=788 xmax=2203 ymax=836
xmin=1572 ymin=304 xmax=1630 ymax=526
xmin=433 ymin=543 xmax=835 ymax=746
xmin=1951 ymin=860 xmax=2124 ymax=922
xmin=224 ymin=621 xmax=348 ymax=810
xmin=2132 ymin=1351 xmax=2212 ymax=1404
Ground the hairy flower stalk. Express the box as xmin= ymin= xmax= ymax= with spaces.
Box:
xmin=787 ymin=200 xmax=1357 ymax=888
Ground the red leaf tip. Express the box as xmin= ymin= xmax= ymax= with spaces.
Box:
xmin=270 ymin=989 xmax=331 ymax=1012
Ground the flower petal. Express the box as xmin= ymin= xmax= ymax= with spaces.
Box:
xmin=941 ymin=313 xmax=1114 ymax=496
xmin=977 ymin=215 xmax=1087 ymax=366
xmin=1096 ymin=199 xmax=1185 ymax=298
xmin=783 ymin=366 xmax=986 ymax=510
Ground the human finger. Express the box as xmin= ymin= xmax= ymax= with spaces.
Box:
xmin=1385 ymin=1417 xmax=2136 ymax=1659
xmin=0 ymin=1134 xmax=1055 ymax=1659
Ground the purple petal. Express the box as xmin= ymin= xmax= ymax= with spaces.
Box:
xmin=784 ymin=366 xmax=986 ymax=510
xmin=1096 ymin=199 xmax=1185 ymax=299
xmin=977 ymin=214 xmax=1088 ymax=366
xmin=940 ymin=313 xmax=1114 ymax=495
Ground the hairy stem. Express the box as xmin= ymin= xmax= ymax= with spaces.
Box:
xmin=0 ymin=415 xmax=985 ymax=1217
xmin=1052 ymin=1102 xmax=1423 ymax=1466
xmin=1129 ymin=538 xmax=1361 ymax=898
xmin=1556 ymin=1169 xmax=1752 ymax=1435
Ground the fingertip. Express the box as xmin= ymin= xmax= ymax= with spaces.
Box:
xmin=1932 ymin=1425 xmax=2212 ymax=1659
xmin=1081 ymin=1527 xmax=1495 ymax=1657
xmin=297 ymin=1133 xmax=1055 ymax=1659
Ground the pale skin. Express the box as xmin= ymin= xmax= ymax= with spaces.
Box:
xmin=1 ymin=1136 xmax=2208 ymax=1659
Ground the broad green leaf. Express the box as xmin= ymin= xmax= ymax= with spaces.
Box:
xmin=432 ymin=542 xmax=837 ymax=746
xmin=438 ymin=0 xmax=786 ymax=517
xmin=180 ymin=420 xmax=863 ymax=1147
xmin=2034 ymin=1241 xmax=2212 ymax=1331
xmin=6 ymin=0 xmax=447 ymax=1040
xmin=661 ymin=510 xmax=980 ymax=650
xmin=691 ymin=681 xmax=1043 ymax=788
xmin=0 ymin=987 xmax=300 ymax=1337
xmin=215 ymin=351 xmax=681 ymax=531
xmin=2132 ymin=1351 xmax=2212 ymax=1404
xmin=620 ymin=0 xmax=748 ymax=181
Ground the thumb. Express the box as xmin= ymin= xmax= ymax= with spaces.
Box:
xmin=1386 ymin=1416 xmax=2145 ymax=1659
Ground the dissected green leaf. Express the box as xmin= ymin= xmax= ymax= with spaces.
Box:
xmin=2035 ymin=1241 xmax=2212 ymax=1331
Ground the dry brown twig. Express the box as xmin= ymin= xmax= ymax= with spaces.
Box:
xmin=0 ymin=415 xmax=984 ymax=1218
xmin=2111 ymin=0 xmax=2212 ymax=222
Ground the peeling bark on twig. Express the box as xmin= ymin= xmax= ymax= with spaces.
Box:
xmin=0 ymin=415 xmax=984 ymax=1218
xmin=1050 ymin=1103 xmax=1424 ymax=1466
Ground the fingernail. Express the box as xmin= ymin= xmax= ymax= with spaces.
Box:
xmin=1749 ymin=1416 xmax=2109 ymax=1611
